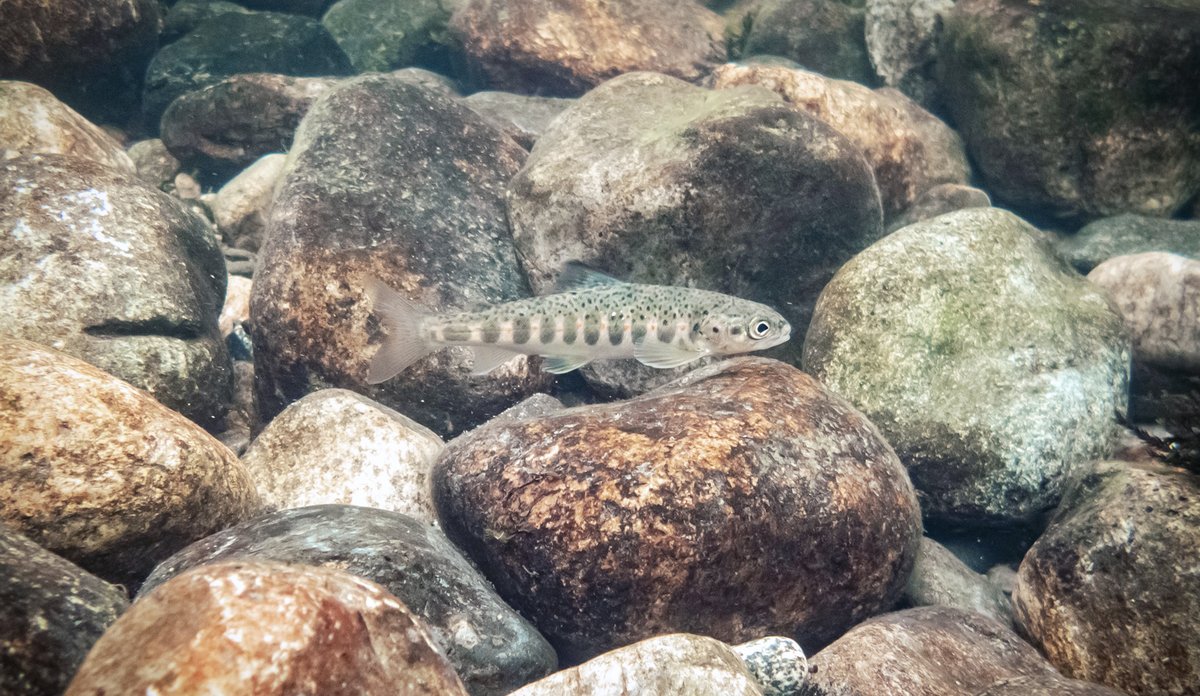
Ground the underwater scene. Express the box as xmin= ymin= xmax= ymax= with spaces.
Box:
xmin=1 ymin=0 xmax=1198 ymax=694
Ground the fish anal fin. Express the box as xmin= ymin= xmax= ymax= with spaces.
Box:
xmin=471 ymin=346 xmax=521 ymax=375
xmin=541 ymin=354 xmax=591 ymax=374
xmin=633 ymin=340 xmax=704 ymax=369
xmin=552 ymin=262 xmax=626 ymax=293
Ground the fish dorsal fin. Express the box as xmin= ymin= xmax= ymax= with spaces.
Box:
xmin=470 ymin=346 xmax=521 ymax=375
xmin=553 ymin=262 xmax=626 ymax=292
xmin=633 ymin=340 xmax=704 ymax=369
xmin=541 ymin=355 xmax=591 ymax=374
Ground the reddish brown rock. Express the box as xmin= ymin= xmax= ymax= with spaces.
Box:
xmin=450 ymin=0 xmax=726 ymax=96
xmin=0 ymin=340 xmax=261 ymax=589
xmin=0 ymin=81 xmax=135 ymax=175
xmin=805 ymin=606 xmax=1058 ymax=695
xmin=709 ymin=63 xmax=969 ymax=222
xmin=1014 ymin=460 xmax=1200 ymax=695
xmin=974 ymin=674 xmax=1131 ymax=696
xmin=65 ymin=560 xmax=468 ymax=696
xmin=434 ymin=357 xmax=922 ymax=661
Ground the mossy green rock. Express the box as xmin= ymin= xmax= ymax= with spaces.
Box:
xmin=322 ymin=0 xmax=463 ymax=75
xmin=804 ymin=208 xmax=1130 ymax=526
xmin=938 ymin=0 xmax=1200 ymax=223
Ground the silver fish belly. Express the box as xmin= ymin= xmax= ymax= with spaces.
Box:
xmin=365 ymin=266 xmax=791 ymax=383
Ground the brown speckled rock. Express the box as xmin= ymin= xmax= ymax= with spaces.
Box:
xmin=1087 ymin=252 xmax=1200 ymax=373
xmin=160 ymin=73 xmax=337 ymax=183
xmin=709 ymin=63 xmax=969 ymax=223
xmin=251 ymin=73 xmax=550 ymax=437
xmin=434 ymin=357 xmax=922 ymax=661
xmin=241 ymin=389 xmax=444 ymax=521
xmin=0 ymin=525 xmax=129 ymax=696
xmin=450 ymin=0 xmax=726 ymax=96
xmin=509 ymin=634 xmax=767 ymax=696
xmin=1013 ymin=460 xmax=1200 ymax=695
xmin=0 ymin=81 xmax=135 ymax=175
xmin=974 ymin=674 xmax=1131 ymax=696
xmin=0 ymin=340 xmax=262 ymax=589
xmin=802 ymin=606 xmax=1057 ymax=695
xmin=65 ymin=560 xmax=468 ymax=696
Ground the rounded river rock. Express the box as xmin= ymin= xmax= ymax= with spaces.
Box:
xmin=434 ymin=357 xmax=922 ymax=661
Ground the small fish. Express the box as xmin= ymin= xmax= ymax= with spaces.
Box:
xmin=365 ymin=263 xmax=791 ymax=383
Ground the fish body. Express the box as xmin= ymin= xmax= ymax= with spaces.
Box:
xmin=365 ymin=265 xmax=791 ymax=383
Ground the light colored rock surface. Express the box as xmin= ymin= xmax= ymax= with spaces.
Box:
xmin=461 ymin=91 xmax=573 ymax=149
xmin=904 ymin=537 xmax=1012 ymax=625
xmin=1088 ymin=252 xmax=1200 ymax=373
xmin=126 ymin=138 xmax=181 ymax=191
xmin=242 ymin=389 xmax=443 ymax=520
xmin=732 ymin=637 xmax=808 ymax=696
xmin=65 ymin=560 xmax=468 ymax=695
xmin=509 ymin=634 xmax=765 ymax=696
xmin=804 ymin=207 xmax=1130 ymax=525
xmin=210 ymin=152 xmax=286 ymax=252
xmin=0 ymin=81 xmax=135 ymax=174
xmin=0 ymin=339 xmax=261 ymax=588
xmin=0 ymin=153 xmax=233 ymax=427
xmin=886 ymin=182 xmax=990 ymax=232
xmin=218 ymin=275 xmax=253 ymax=338
xmin=709 ymin=63 xmax=969 ymax=221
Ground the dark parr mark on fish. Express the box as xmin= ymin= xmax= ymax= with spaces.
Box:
xmin=481 ymin=321 xmax=500 ymax=344
xmin=540 ymin=320 xmax=557 ymax=344
xmin=443 ymin=325 xmax=471 ymax=342
xmin=512 ymin=316 xmax=530 ymax=344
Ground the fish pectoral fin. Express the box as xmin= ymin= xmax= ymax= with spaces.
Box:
xmin=541 ymin=354 xmax=591 ymax=374
xmin=633 ymin=340 xmax=704 ymax=369
xmin=470 ymin=346 xmax=522 ymax=375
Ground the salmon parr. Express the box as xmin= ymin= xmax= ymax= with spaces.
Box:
xmin=365 ymin=264 xmax=791 ymax=383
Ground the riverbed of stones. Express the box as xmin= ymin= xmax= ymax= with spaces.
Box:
xmin=1 ymin=0 xmax=1198 ymax=695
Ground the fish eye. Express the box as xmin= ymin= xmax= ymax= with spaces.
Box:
xmin=749 ymin=320 xmax=771 ymax=339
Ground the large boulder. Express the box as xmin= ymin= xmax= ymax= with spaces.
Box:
xmin=739 ymin=0 xmax=875 ymax=85
xmin=143 ymin=11 xmax=353 ymax=128
xmin=0 ymin=526 xmax=129 ymax=696
xmin=0 ymin=81 xmax=135 ymax=175
xmin=240 ymin=390 xmax=444 ymax=520
xmin=0 ymin=153 xmax=232 ymax=427
xmin=160 ymin=73 xmax=337 ymax=182
xmin=139 ymin=505 xmax=557 ymax=696
xmin=251 ymin=73 xmax=550 ymax=437
xmin=0 ymin=340 xmax=261 ymax=589
xmin=804 ymin=208 xmax=1130 ymax=526
xmin=0 ymin=0 xmax=161 ymax=123
xmin=450 ymin=0 xmax=726 ymax=96
xmin=708 ymin=63 xmax=970 ymax=223
xmin=434 ymin=358 xmax=922 ymax=661
xmin=1014 ymin=459 xmax=1200 ymax=695
xmin=65 ymin=561 xmax=468 ymax=695
xmin=508 ymin=71 xmax=884 ymax=391
xmin=803 ymin=605 xmax=1091 ymax=695
xmin=938 ymin=0 xmax=1200 ymax=223
xmin=322 ymin=0 xmax=464 ymax=74
xmin=1058 ymin=214 xmax=1200 ymax=273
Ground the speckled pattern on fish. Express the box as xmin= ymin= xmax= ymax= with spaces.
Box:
xmin=366 ymin=264 xmax=791 ymax=382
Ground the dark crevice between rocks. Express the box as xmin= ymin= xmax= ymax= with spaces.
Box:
xmin=84 ymin=318 xmax=204 ymax=341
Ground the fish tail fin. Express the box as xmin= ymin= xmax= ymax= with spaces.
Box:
xmin=364 ymin=277 xmax=433 ymax=384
